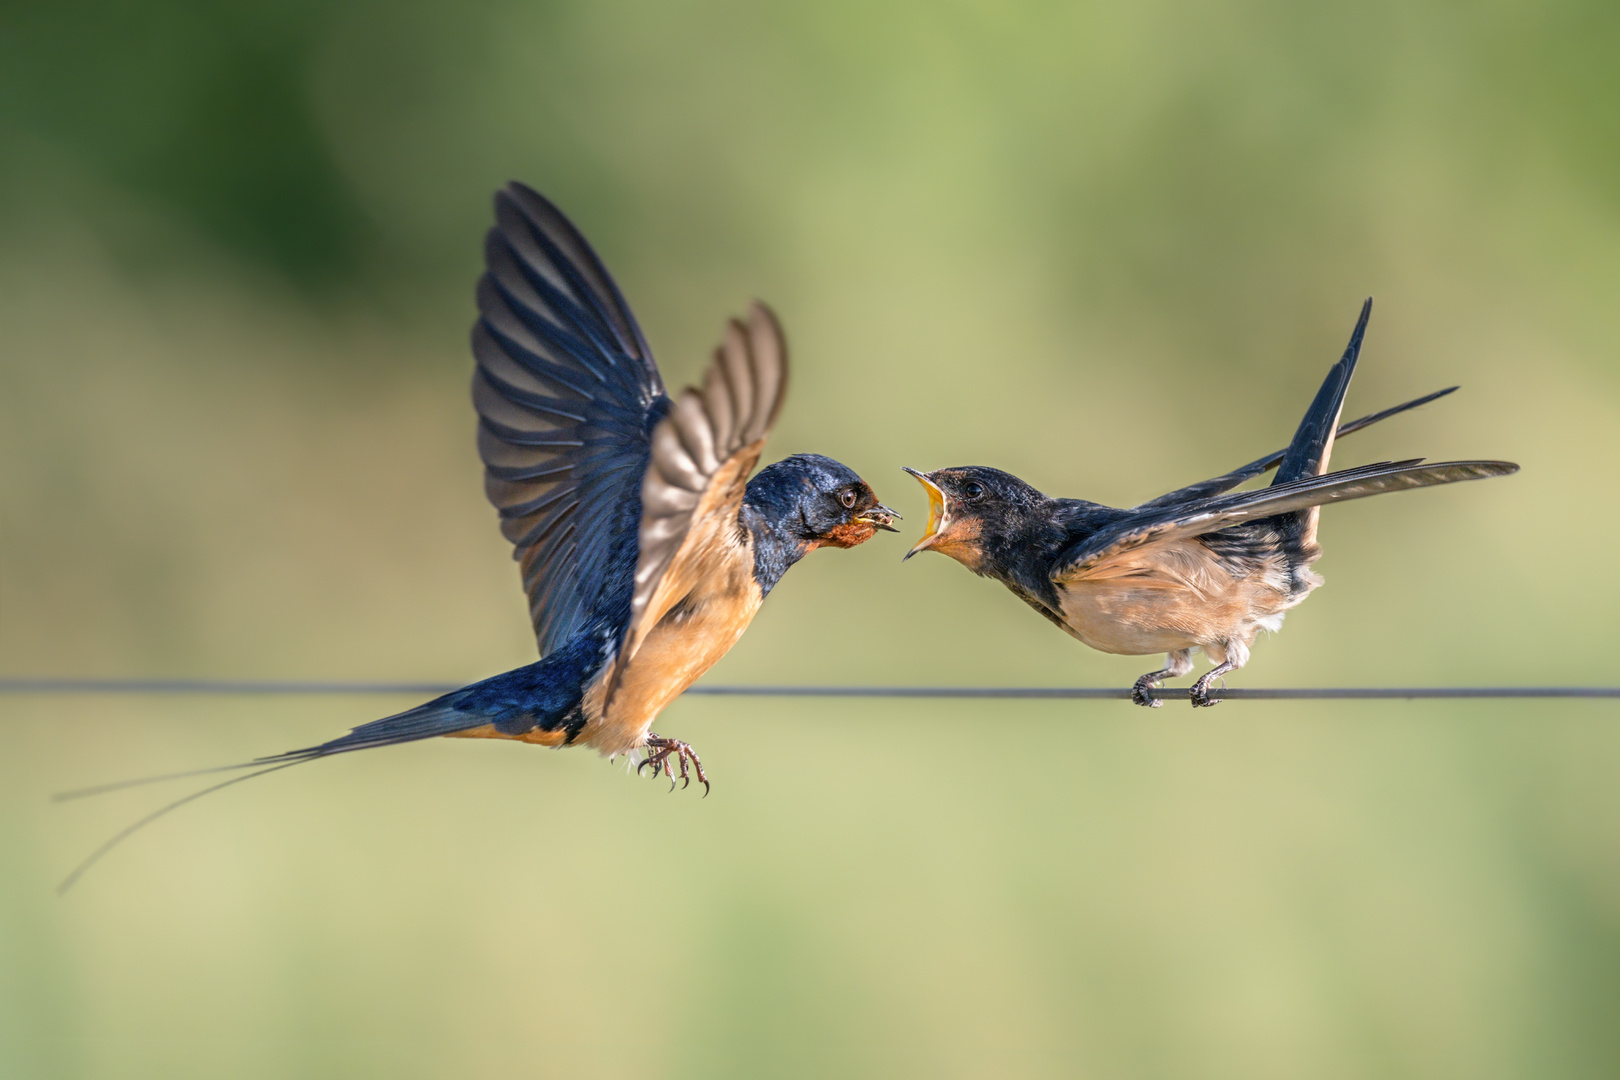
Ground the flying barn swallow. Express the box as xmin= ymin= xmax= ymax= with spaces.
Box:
xmin=901 ymin=300 xmax=1517 ymax=707
xmin=59 ymin=183 xmax=897 ymax=888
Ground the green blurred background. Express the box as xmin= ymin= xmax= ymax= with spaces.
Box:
xmin=3 ymin=1 xmax=1620 ymax=1077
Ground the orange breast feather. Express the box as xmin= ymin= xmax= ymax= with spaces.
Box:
xmin=578 ymin=537 xmax=763 ymax=756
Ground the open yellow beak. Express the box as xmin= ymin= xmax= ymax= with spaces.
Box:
xmin=900 ymin=467 xmax=948 ymax=561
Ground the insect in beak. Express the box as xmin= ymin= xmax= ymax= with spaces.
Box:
xmin=854 ymin=503 xmax=902 ymax=532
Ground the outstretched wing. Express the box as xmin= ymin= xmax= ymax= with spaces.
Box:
xmin=1054 ymin=459 xmax=1517 ymax=582
xmin=1133 ymin=386 xmax=1458 ymax=511
xmin=472 ymin=182 xmax=669 ymax=657
xmin=616 ymin=303 xmax=789 ymax=670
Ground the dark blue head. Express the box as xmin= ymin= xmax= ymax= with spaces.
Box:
xmin=744 ymin=454 xmax=900 ymax=549
xmin=900 ymin=465 xmax=1049 ymax=573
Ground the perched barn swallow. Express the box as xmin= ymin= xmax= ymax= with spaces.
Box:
xmin=901 ymin=300 xmax=1517 ymax=707
xmin=59 ymin=183 xmax=897 ymax=888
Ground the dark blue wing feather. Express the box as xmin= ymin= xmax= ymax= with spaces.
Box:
xmin=1052 ymin=458 xmax=1516 ymax=579
xmin=52 ymin=185 xmax=677 ymax=893
xmin=473 ymin=183 xmax=671 ymax=658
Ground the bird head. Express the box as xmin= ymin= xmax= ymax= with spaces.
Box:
xmin=900 ymin=465 xmax=1042 ymax=571
xmin=746 ymin=454 xmax=900 ymax=549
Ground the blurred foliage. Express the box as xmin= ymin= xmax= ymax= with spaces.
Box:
xmin=0 ymin=0 xmax=369 ymax=284
xmin=3 ymin=0 xmax=1620 ymax=1078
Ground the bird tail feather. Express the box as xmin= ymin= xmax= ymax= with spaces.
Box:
xmin=1274 ymin=297 xmax=1372 ymax=486
xmin=52 ymin=638 xmax=608 ymax=893
xmin=51 ymin=695 xmax=489 ymax=894
xmin=53 ymin=695 xmax=487 ymax=803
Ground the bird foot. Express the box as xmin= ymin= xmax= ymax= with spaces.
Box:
xmin=637 ymin=733 xmax=709 ymax=795
xmin=1189 ymin=673 xmax=1225 ymax=708
xmin=1131 ymin=674 xmax=1165 ymax=708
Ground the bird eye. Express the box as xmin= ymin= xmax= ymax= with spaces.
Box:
xmin=840 ymin=489 xmax=858 ymax=509
xmin=962 ymin=481 xmax=985 ymax=500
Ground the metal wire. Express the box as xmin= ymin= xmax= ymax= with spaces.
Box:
xmin=1 ymin=678 xmax=1616 ymax=700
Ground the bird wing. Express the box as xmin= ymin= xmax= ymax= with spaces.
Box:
xmin=1053 ymin=459 xmax=1518 ymax=582
xmin=1132 ymin=386 xmax=1458 ymax=510
xmin=616 ymin=303 xmax=789 ymax=672
xmin=473 ymin=182 xmax=669 ymax=658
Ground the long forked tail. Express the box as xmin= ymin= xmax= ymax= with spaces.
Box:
xmin=1134 ymin=383 xmax=1457 ymax=511
xmin=1275 ymin=297 xmax=1372 ymax=486
xmin=54 ymin=692 xmax=490 ymax=894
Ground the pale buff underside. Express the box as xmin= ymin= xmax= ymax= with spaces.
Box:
xmin=1055 ymin=536 xmax=1319 ymax=664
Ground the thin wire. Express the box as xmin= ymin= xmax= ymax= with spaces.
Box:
xmin=1 ymin=678 xmax=462 ymax=695
xmin=2 ymin=678 xmax=1616 ymax=700
xmin=33 ymin=672 xmax=1616 ymax=893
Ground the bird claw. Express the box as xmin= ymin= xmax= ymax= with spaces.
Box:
xmin=1131 ymin=674 xmax=1164 ymax=708
xmin=1189 ymin=674 xmax=1225 ymax=708
xmin=638 ymin=734 xmax=710 ymax=796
